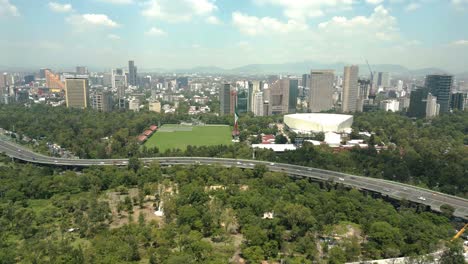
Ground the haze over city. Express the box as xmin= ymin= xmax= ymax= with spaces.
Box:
xmin=1 ymin=0 xmax=468 ymax=72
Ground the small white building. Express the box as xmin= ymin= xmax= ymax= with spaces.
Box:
xmin=129 ymin=98 xmax=140 ymax=112
xmin=251 ymin=144 xmax=297 ymax=152
xmin=380 ymin=100 xmax=400 ymax=112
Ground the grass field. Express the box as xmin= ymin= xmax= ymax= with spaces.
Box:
xmin=144 ymin=125 xmax=233 ymax=152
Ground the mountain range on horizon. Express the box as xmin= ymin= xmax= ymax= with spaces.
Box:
xmin=2 ymin=60 xmax=466 ymax=78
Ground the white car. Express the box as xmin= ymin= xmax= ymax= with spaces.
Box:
xmin=249 ymin=163 xmax=254 ymax=166
xmin=418 ymin=196 xmax=426 ymax=201
xmin=100 ymin=162 xmax=104 ymax=165
xmin=237 ymin=162 xmax=242 ymax=165
xmin=269 ymin=163 xmax=275 ymax=166
xmin=338 ymin=177 xmax=345 ymax=181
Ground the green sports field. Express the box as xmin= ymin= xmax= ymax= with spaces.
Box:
xmin=144 ymin=124 xmax=233 ymax=152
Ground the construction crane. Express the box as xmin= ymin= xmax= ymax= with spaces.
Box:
xmin=365 ymin=59 xmax=375 ymax=94
xmin=450 ymin=223 xmax=468 ymax=242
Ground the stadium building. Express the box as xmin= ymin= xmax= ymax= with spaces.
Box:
xmin=284 ymin=113 xmax=353 ymax=134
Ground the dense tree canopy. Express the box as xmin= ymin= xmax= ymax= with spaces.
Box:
xmin=0 ymin=154 xmax=460 ymax=263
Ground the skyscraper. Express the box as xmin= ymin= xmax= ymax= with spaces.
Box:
xmin=230 ymin=89 xmax=238 ymax=114
xmin=237 ymin=89 xmax=248 ymax=113
xmin=308 ymin=70 xmax=334 ymax=113
xmin=408 ymin=86 xmax=429 ymax=118
xmin=176 ymin=77 xmax=189 ymax=90
xmin=65 ymin=78 xmax=89 ymax=108
xmin=76 ymin=66 xmax=88 ymax=75
xmin=425 ymin=74 xmax=453 ymax=114
xmin=450 ymin=92 xmax=466 ymax=111
xmin=302 ymin=74 xmax=310 ymax=89
xmin=45 ymin=70 xmax=65 ymax=93
xmin=92 ymin=91 xmax=113 ymax=112
xmin=269 ymin=78 xmax=290 ymax=115
xmin=220 ymin=83 xmax=231 ymax=115
xmin=128 ymin=60 xmax=137 ymax=86
xmin=377 ymin=72 xmax=390 ymax=88
xmin=425 ymin=93 xmax=439 ymax=118
xmin=250 ymin=81 xmax=262 ymax=111
xmin=253 ymin=92 xmax=264 ymax=116
xmin=288 ymin=79 xmax=298 ymax=114
xmin=342 ymin=65 xmax=359 ymax=113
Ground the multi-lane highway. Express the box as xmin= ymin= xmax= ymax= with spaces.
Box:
xmin=1 ymin=139 xmax=467 ymax=219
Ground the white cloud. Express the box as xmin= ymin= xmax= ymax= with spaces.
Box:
xmin=0 ymin=0 xmax=19 ymax=17
xmin=254 ymin=0 xmax=354 ymax=20
xmin=405 ymin=2 xmax=421 ymax=11
xmin=192 ymin=44 xmax=200 ymax=48
xmin=142 ymin=0 xmax=217 ymax=23
xmin=67 ymin=14 xmax=120 ymax=30
xmin=206 ymin=15 xmax=221 ymax=24
xmin=108 ymin=34 xmax=121 ymax=40
xmin=318 ymin=5 xmax=399 ymax=41
xmin=452 ymin=40 xmax=468 ymax=46
xmin=366 ymin=0 xmax=384 ymax=4
xmin=98 ymin=0 xmax=133 ymax=4
xmin=145 ymin=27 xmax=166 ymax=36
xmin=48 ymin=2 xmax=73 ymax=13
xmin=232 ymin=12 xmax=308 ymax=36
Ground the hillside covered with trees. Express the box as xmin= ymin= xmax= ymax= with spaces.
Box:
xmin=0 ymin=156 xmax=464 ymax=263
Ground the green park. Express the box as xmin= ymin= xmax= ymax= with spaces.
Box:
xmin=144 ymin=124 xmax=233 ymax=152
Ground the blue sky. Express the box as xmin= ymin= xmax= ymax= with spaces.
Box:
xmin=1 ymin=0 xmax=468 ymax=72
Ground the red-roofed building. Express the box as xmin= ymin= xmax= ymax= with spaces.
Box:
xmin=143 ymin=130 xmax=153 ymax=136
xmin=150 ymin=125 xmax=158 ymax=131
xmin=262 ymin=134 xmax=275 ymax=144
xmin=137 ymin=135 xmax=148 ymax=143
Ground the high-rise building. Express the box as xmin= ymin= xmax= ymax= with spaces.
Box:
xmin=450 ymin=92 xmax=466 ymax=111
xmin=398 ymin=97 xmax=411 ymax=112
xmin=408 ymin=86 xmax=429 ymax=118
xmin=342 ymin=65 xmax=359 ymax=113
xmin=425 ymin=74 xmax=453 ymax=114
xmin=247 ymin=82 xmax=253 ymax=112
xmin=76 ymin=66 xmax=88 ymax=75
xmin=65 ymin=78 xmax=89 ymax=108
xmin=24 ymin=75 xmax=35 ymax=84
xmin=220 ymin=84 xmax=231 ymax=115
xmin=39 ymin=68 xmax=50 ymax=79
xmin=230 ymin=89 xmax=238 ymax=114
xmin=250 ymin=81 xmax=262 ymax=111
xmin=269 ymin=79 xmax=290 ymax=115
xmin=288 ymin=79 xmax=298 ymax=114
xmin=92 ymin=91 xmax=113 ymax=112
xmin=377 ymin=72 xmax=390 ymax=88
xmin=425 ymin=93 xmax=439 ymax=118
xmin=253 ymin=92 xmax=264 ymax=116
xmin=308 ymin=70 xmax=334 ymax=112
xmin=176 ymin=77 xmax=189 ymax=90
xmin=237 ymin=89 xmax=248 ymax=113
xmin=302 ymin=74 xmax=310 ymax=89
xmin=45 ymin=70 xmax=65 ymax=93
xmin=128 ymin=60 xmax=138 ymax=86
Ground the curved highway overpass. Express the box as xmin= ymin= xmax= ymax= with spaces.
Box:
xmin=1 ymin=139 xmax=467 ymax=219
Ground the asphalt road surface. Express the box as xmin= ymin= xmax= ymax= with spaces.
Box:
xmin=1 ymin=139 xmax=467 ymax=219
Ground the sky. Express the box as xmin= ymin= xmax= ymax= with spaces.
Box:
xmin=1 ymin=0 xmax=468 ymax=72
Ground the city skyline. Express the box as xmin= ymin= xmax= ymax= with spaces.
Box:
xmin=1 ymin=0 xmax=468 ymax=72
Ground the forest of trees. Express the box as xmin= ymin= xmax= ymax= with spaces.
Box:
xmin=1 ymin=104 xmax=467 ymax=198
xmin=0 ymin=155 xmax=464 ymax=263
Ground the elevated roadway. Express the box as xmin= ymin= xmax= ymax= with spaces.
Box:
xmin=1 ymin=139 xmax=467 ymax=219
